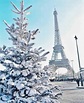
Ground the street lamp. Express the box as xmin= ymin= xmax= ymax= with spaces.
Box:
xmin=74 ymin=35 xmax=83 ymax=86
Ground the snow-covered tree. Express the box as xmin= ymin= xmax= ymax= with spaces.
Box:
xmin=0 ymin=0 xmax=61 ymax=103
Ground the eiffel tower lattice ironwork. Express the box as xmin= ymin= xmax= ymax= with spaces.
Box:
xmin=49 ymin=10 xmax=73 ymax=73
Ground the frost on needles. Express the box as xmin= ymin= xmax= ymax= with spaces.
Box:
xmin=0 ymin=0 xmax=61 ymax=103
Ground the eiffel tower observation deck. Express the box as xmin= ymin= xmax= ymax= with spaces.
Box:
xmin=49 ymin=9 xmax=74 ymax=76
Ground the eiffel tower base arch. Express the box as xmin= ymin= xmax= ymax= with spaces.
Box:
xmin=49 ymin=62 xmax=74 ymax=80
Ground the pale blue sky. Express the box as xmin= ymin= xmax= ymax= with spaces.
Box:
xmin=0 ymin=0 xmax=84 ymax=73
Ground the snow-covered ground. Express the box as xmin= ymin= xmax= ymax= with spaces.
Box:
xmin=53 ymin=81 xmax=84 ymax=103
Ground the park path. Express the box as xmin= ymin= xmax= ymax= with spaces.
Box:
xmin=53 ymin=81 xmax=84 ymax=103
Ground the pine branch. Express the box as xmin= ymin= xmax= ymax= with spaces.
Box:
xmin=41 ymin=51 xmax=49 ymax=57
xmin=27 ymin=43 xmax=34 ymax=46
xmin=38 ymin=49 xmax=45 ymax=54
xmin=38 ymin=47 xmax=42 ymax=50
xmin=11 ymin=1 xmax=20 ymax=13
xmin=12 ymin=10 xmax=21 ymax=14
xmin=21 ymin=0 xmax=24 ymax=11
xmin=27 ymin=31 xmax=32 ymax=43
xmin=32 ymin=29 xmax=39 ymax=36
xmin=3 ymin=20 xmax=10 ymax=28
xmin=24 ymin=5 xmax=32 ymax=12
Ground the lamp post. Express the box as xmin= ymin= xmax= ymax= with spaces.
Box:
xmin=74 ymin=35 xmax=83 ymax=86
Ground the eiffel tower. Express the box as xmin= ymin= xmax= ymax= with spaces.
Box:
xmin=49 ymin=10 xmax=73 ymax=75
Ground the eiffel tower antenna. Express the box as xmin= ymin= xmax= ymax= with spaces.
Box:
xmin=49 ymin=9 xmax=73 ymax=75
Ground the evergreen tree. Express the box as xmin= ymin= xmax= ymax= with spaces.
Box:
xmin=0 ymin=0 xmax=61 ymax=103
